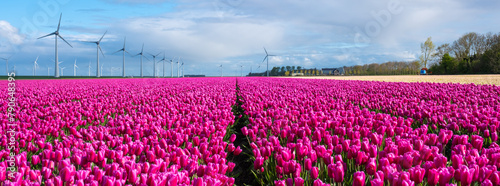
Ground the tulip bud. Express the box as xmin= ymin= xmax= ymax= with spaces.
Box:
xmin=353 ymin=171 xmax=366 ymax=186
xmin=310 ymin=167 xmax=319 ymax=179
xmin=428 ymin=168 xmax=439 ymax=186
xmin=229 ymin=134 xmax=236 ymax=143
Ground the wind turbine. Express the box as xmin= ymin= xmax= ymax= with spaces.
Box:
xmin=159 ymin=53 xmax=166 ymax=77
xmin=73 ymin=59 xmax=78 ymax=76
xmin=177 ymin=57 xmax=181 ymax=78
xmin=60 ymin=67 xmax=66 ymax=76
xmin=148 ymin=52 xmax=161 ymax=77
xmin=47 ymin=66 xmax=51 ymax=76
xmin=100 ymin=63 xmax=104 ymax=77
xmin=1 ymin=55 xmax=13 ymax=75
xmin=113 ymin=37 xmax=130 ymax=77
xmin=37 ymin=13 xmax=73 ymax=77
xmin=84 ymin=31 xmax=107 ymax=77
xmin=33 ymin=56 xmax=39 ymax=76
xmin=134 ymin=44 xmax=149 ymax=77
xmin=180 ymin=59 xmax=185 ymax=78
xmin=170 ymin=57 xmax=175 ymax=78
xmin=219 ymin=65 xmax=223 ymax=77
xmin=240 ymin=65 xmax=244 ymax=77
xmin=262 ymin=47 xmax=276 ymax=77
xmin=88 ymin=61 xmax=92 ymax=76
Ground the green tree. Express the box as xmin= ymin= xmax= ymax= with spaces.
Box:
xmin=297 ymin=66 xmax=302 ymax=70
xmin=420 ymin=37 xmax=436 ymax=68
xmin=479 ymin=43 xmax=500 ymax=73
xmin=441 ymin=53 xmax=456 ymax=74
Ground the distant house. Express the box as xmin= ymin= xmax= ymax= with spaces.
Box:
xmin=322 ymin=68 xmax=344 ymax=75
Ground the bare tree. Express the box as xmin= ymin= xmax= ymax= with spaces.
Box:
xmin=420 ymin=37 xmax=435 ymax=68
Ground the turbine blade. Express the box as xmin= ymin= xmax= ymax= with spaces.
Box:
xmin=262 ymin=56 xmax=267 ymax=63
xmin=123 ymin=37 xmax=126 ymax=49
xmin=37 ymin=32 xmax=56 ymax=39
xmin=113 ymin=49 xmax=123 ymax=54
xmin=99 ymin=46 xmax=105 ymax=57
xmin=58 ymin=35 xmax=73 ymax=48
xmin=143 ymin=56 xmax=150 ymax=61
xmin=141 ymin=44 xmax=144 ymax=53
xmin=57 ymin=13 xmax=62 ymax=32
xmin=264 ymin=47 xmax=268 ymax=55
xmin=98 ymin=31 xmax=107 ymax=42
xmin=156 ymin=52 xmax=161 ymax=56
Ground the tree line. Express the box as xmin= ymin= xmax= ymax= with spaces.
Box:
xmin=343 ymin=61 xmax=421 ymax=75
xmin=426 ymin=32 xmax=500 ymax=74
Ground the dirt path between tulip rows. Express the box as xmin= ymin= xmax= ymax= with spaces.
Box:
xmin=227 ymin=80 xmax=255 ymax=186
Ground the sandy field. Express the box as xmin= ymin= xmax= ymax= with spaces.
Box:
xmin=285 ymin=75 xmax=500 ymax=85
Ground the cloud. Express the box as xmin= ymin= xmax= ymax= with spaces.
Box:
xmin=0 ymin=20 xmax=25 ymax=45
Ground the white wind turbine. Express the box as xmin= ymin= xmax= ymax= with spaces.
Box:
xmin=1 ymin=55 xmax=13 ymax=75
xmin=169 ymin=57 xmax=175 ymax=78
xmin=37 ymin=13 xmax=73 ymax=77
xmin=262 ymin=47 xmax=276 ymax=77
xmin=47 ymin=66 xmax=51 ymax=76
xmin=159 ymin=53 xmax=166 ymax=77
xmin=100 ymin=63 xmax=104 ymax=77
xmin=180 ymin=59 xmax=185 ymax=78
xmin=33 ymin=56 xmax=39 ymax=76
xmin=60 ymin=67 xmax=66 ymax=76
xmin=219 ymin=64 xmax=223 ymax=77
xmin=88 ymin=61 xmax=92 ymax=76
xmin=148 ymin=52 xmax=161 ymax=77
xmin=113 ymin=37 xmax=130 ymax=77
xmin=84 ymin=31 xmax=107 ymax=77
xmin=240 ymin=65 xmax=244 ymax=77
xmin=134 ymin=44 xmax=149 ymax=77
xmin=177 ymin=57 xmax=181 ymax=78
xmin=73 ymin=59 xmax=78 ymax=76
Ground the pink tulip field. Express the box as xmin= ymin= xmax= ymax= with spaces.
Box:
xmin=237 ymin=78 xmax=500 ymax=186
xmin=1 ymin=77 xmax=500 ymax=185
xmin=0 ymin=78 xmax=239 ymax=185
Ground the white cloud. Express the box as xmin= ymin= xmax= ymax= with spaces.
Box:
xmin=0 ymin=20 xmax=25 ymax=45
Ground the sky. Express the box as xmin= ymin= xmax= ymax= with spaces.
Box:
xmin=0 ymin=0 xmax=499 ymax=77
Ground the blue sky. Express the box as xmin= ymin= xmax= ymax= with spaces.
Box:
xmin=1 ymin=0 xmax=500 ymax=76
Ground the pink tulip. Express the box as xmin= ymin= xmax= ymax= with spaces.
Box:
xmin=353 ymin=171 xmax=366 ymax=186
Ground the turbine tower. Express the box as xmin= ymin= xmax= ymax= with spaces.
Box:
xmin=159 ymin=53 xmax=166 ymax=77
xmin=170 ymin=57 xmax=175 ymax=78
xmin=177 ymin=57 xmax=181 ymax=78
xmin=88 ymin=61 xmax=92 ymax=76
xmin=37 ymin=13 xmax=73 ymax=77
xmin=47 ymin=67 xmax=51 ymax=76
xmin=60 ymin=67 xmax=66 ymax=76
xmin=1 ymin=55 xmax=13 ymax=75
xmin=148 ymin=52 xmax=161 ymax=77
xmin=73 ymin=59 xmax=78 ymax=76
xmin=84 ymin=31 xmax=107 ymax=77
xmin=113 ymin=37 xmax=130 ymax=77
xmin=262 ymin=47 xmax=276 ymax=77
xmin=33 ymin=56 xmax=39 ymax=76
xmin=220 ymin=65 xmax=223 ymax=77
xmin=180 ymin=59 xmax=185 ymax=78
xmin=134 ymin=44 xmax=148 ymax=77
xmin=240 ymin=65 xmax=244 ymax=77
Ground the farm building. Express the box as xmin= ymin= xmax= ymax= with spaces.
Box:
xmin=322 ymin=68 xmax=345 ymax=75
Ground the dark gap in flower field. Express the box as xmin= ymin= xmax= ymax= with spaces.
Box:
xmin=225 ymin=79 xmax=256 ymax=186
